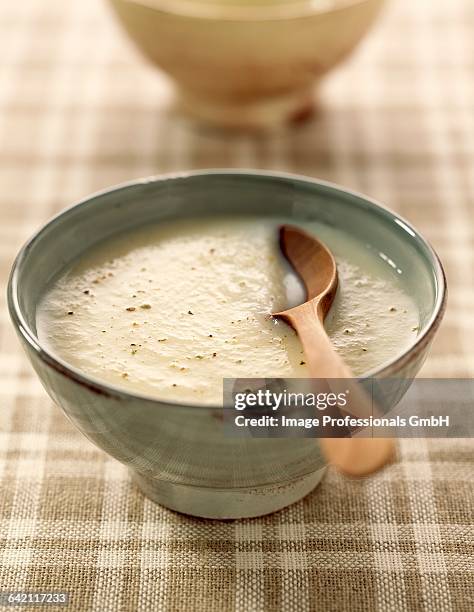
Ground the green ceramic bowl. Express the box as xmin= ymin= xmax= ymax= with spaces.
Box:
xmin=7 ymin=171 xmax=447 ymax=518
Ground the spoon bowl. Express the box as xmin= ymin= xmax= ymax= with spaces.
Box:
xmin=276 ymin=224 xmax=338 ymax=320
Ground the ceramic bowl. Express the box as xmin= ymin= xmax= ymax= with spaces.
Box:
xmin=8 ymin=171 xmax=446 ymax=518
xmin=108 ymin=0 xmax=385 ymax=129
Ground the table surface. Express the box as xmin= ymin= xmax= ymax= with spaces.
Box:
xmin=0 ymin=0 xmax=473 ymax=610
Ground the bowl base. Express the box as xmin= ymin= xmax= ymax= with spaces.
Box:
xmin=132 ymin=468 xmax=326 ymax=519
xmin=177 ymin=86 xmax=316 ymax=131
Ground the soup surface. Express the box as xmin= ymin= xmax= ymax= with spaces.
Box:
xmin=36 ymin=218 xmax=419 ymax=404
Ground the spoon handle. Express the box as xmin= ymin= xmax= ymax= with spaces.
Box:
xmin=282 ymin=301 xmax=395 ymax=476
xmin=284 ymin=302 xmax=353 ymax=379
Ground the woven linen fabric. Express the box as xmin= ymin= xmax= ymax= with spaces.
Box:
xmin=0 ymin=0 xmax=473 ymax=610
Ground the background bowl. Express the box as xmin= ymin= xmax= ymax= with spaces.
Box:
xmin=108 ymin=0 xmax=385 ymax=129
xmin=8 ymin=171 xmax=446 ymax=518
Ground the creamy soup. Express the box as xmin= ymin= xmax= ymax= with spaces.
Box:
xmin=36 ymin=218 xmax=419 ymax=404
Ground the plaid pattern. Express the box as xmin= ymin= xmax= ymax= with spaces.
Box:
xmin=0 ymin=0 xmax=473 ymax=610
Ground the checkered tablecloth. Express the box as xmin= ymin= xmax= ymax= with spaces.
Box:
xmin=0 ymin=0 xmax=473 ymax=610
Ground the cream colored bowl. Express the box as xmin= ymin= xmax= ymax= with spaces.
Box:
xmin=108 ymin=0 xmax=385 ymax=129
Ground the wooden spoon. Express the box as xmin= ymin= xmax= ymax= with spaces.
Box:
xmin=273 ymin=224 xmax=394 ymax=476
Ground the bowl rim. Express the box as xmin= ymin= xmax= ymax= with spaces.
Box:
xmin=7 ymin=169 xmax=447 ymax=409
xmin=113 ymin=0 xmax=381 ymax=22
